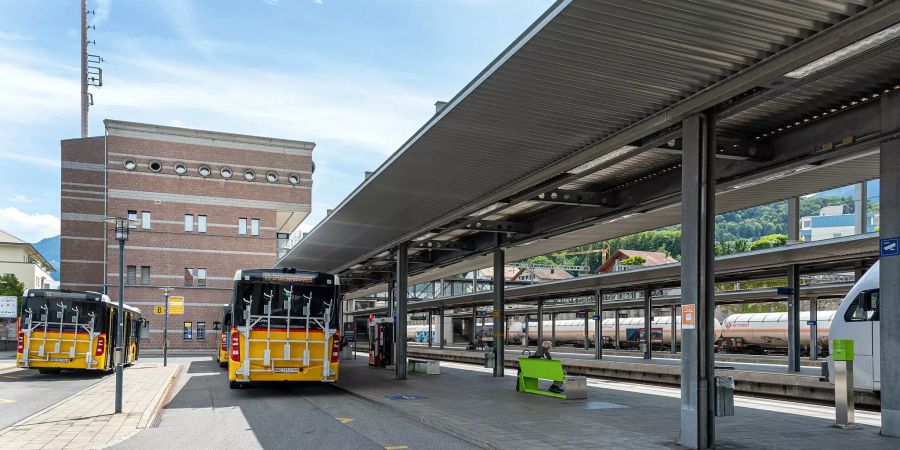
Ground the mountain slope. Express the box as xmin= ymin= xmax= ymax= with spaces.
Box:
xmin=32 ymin=235 xmax=60 ymax=281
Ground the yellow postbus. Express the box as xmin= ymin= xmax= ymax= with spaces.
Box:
xmin=216 ymin=304 xmax=232 ymax=368
xmin=228 ymin=269 xmax=340 ymax=389
xmin=17 ymin=289 xmax=143 ymax=374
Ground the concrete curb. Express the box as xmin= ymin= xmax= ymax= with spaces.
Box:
xmin=103 ymin=364 xmax=182 ymax=449
xmin=331 ymin=383 xmax=495 ymax=449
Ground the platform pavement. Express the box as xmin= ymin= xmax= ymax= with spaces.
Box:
xmin=336 ymin=356 xmax=896 ymax=449
xmin=0 ymin=363 xmax=179 ymax=450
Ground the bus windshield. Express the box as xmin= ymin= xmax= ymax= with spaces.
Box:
xmin=233 ymin=281 xmax=338 ymax=330
xmin=22 ymin=294 xmax=102 ymax=331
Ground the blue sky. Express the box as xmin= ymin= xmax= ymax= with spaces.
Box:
xmin=0 ymin=0 xmax=551 ymax=242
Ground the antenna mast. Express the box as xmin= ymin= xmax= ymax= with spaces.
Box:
xmin=80 ymin=0 xmax=103 ymax=137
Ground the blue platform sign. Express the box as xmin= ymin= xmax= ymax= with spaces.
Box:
xmin=881 ymin=237 xmax=899 ymax=257
xmin=776 ymin=287 xmax=793 ymax=296
xmin=806 ymin=320 xmax=817 ymax=326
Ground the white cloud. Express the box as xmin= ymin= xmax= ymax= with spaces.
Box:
xmin=0 ymin=207 xmax=60 ymax=243
xmin=12 ymin=195 xmax=34 ymax=204
xmin=0 ymin=151 xmax=61 ymax=168
xmin=92 ymin=0 xmax=112 ymax=26
xmin=0 ymin=31 xmax=33 ymax=41
xmin=313 ymin=0 xmax=323 ymax=4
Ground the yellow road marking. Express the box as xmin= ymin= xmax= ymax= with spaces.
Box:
xmin=384 ymin=446 xmax=408 ymax=450
xmin=0 ymin=399 xmax=17 ymax=404
xmin=336 ymin=417 xmax=354 ymax=424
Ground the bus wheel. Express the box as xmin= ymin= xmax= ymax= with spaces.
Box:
xmin=38 ymin=369 xmax=61 ymax=375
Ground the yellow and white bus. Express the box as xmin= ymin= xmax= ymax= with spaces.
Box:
xmin=216 ymin=304 xmax=232 ymax=368
xmin=228 ymin=269 xmax=340 ymax=389
xmin=17 ymin=289 xmax=143 ymax=374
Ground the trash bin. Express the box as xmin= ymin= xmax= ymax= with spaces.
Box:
xmin=715 ymin=376 xmax=735 ymax=417
xmin=484 ymin=351 xmax=495 ymax=369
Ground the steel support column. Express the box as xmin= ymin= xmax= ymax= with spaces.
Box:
xmin=671 ymin=305 xmax=678 ymax=354
xmin=583 ymin=310 xmax=590 ymax=350
xmin=880 ymin=90 xmax=900 ymax=437
xmin=787 ymin=197 xmax=800 ymax=243
xmin=492 ymin=247 xmax=505 ymax=377
xmin=614 ymin=309 xmax=620 ymax=350
xmin=537 ymin=300 xmax=544 ymax=344
xmin=471 ymin=306 xmax=477 ymax=343
xmin=427 ymin=308 xmax=433 ymax=348
xmin=679 ymin=112 xmax=716 ymax=449
xmin=855 ymin=182 xmax=868 ymax=234
xmin=395 ymin=242 xmax=408 ymax=380
xmin=439 ymin=307 xmax=445 ymax=349
xmin=809 ymin=298 xmax=818 ymax=360
xmin=787 ymin=264 xmax=801 ymax=372
xmin=595 ymin=290 xmax=602 ymax=360
xmin=551 ymin=313 xmax=556 ymax=347
xmin=388 ymin=279 xmax=396 ymax=366
xmin=644 ymin=288 xmax=652 ymax=360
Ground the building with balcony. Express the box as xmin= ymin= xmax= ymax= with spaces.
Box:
xmin=0 ymin=229 xmax=56 ymax=289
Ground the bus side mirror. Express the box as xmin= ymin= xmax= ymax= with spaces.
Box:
xmin=862 ymin=292 xmax=877 ymax=311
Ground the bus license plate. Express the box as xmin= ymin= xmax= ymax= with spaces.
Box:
xmin=50 ymin=358 xmax=70 ymax=363
xmin=273 ymin=367 xmax=299 ymax=374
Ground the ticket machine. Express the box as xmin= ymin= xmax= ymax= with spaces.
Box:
xmin=368 ymin=317 xmax=394 ymax=368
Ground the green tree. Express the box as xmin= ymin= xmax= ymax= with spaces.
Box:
xmin=749 ymin=234 xmax=788 ymax=251
xmin=0 ymin=274 xmax=25 ymax=314
xmin=619 ymin=255 xmax=646 ymax=266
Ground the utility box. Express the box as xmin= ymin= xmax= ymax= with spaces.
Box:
xmin=484 ymin=351 xmax=495 ymax=369
xmin=715 ymin=376 xmax=735 ymax=417
xmin=832 ymin=339 xmax=854 ymax=361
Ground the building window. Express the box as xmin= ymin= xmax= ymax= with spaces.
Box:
xmin=221 ymin=167 xmax=233 ymax=179
xmin=289 ymin=174 xmax=300 ymax=185
xmin=149 ymin=161 xmax=162 ymax=172
xmin=212 ymin=321 xmax=221 ymax=331
xmin=127 ymin=265 xmax=137 ymax=285
xmin=197 ymin=268 xmax=207 ymax=287
xmin=239 ymin=218 xmax=247 ymax=235
xmin=251 ymin=219 xmax=259 ymax=236
xmin=244 ymin=169 xmax=256 ymax=181
xmin=140 ymin=320 xmax=150 ymax=341
xmin=128 ymin=210 xmax=138 ymax=229
xmin=198 ymin=215 xmax=207 ymax=233
xmin=124 ymin=159 xmax=136 ymax=171
xmin=199 ymin=165 xmax=211 ymax=177
xmin=183 ymin=322 xmax=193 ymax=340
xmin=141 ymin=211 xmax=151 ymax=230
xmin=184 ymin=268 xmax=194 ymax=287
xmin=174 ymin=163 xmax=187 ymax=175
xmin=141 ymin=266 xmax=151 ymax=286
xmin=266 ymin=171 xmax=278 ymax=183
xmin=184 ymin=214 xmax=194 ymax=232
xmin=197 ymin=322 xmax=206 ymax=340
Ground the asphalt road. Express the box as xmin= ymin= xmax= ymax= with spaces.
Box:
xmin=0 ymin=358 xmax=109 ymax=429
xmin=115 ymin=357 xmax=479 ymax=450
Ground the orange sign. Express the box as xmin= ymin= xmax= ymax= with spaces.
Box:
xmin=681 ymin=304 xmax=696 ymax=329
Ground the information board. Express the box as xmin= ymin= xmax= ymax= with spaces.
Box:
xmin=0 ymin=296 xmax=17 ymax=318
xmin=681 ymin=304 xmax=696 ymax=329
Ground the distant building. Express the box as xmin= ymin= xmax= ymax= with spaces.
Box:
xmin=60 ymin=120 xmax=313 ymax=350
xmin=0 ymin=229 xmax=56 ymax=289
xmin=478 ymin=265 xmax=575 ymax=283
xmin=597 ymin=249 xmax=678 ymax=273
xmin=800 ymin=205 xmax=878 ymax=241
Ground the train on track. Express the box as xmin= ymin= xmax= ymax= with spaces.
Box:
xmin=408 ymin=313 xmax=834 ymax=356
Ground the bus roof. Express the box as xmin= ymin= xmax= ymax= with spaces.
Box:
xmin=234 ymin=268 xmax=339 ymax=286
xmin=24 ymin=289 xmax=142 ymax=315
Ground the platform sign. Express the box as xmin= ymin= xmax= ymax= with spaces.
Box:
xmin=168 ymin=296 xmax=184 ymax=315
xmin=806 ymin=320 xmax=817 ymax=326
xmin=880 ymin=237 xmax=899 ymax=257
xmin=0 ymin=296 xmax=17 ymax=318
xmin=681 ymin=304 xmax=696 ymax=329
xmin=154 ymin=306 xmax=165 ymax=315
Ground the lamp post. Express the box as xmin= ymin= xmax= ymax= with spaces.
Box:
xmin=105 ymin=217 xmax=134 ymax=414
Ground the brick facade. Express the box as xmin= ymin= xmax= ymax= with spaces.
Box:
xmin=60 ymin=120 xmax=313 ymax=350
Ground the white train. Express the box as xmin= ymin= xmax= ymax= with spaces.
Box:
xmin=718 ymin=310 xmax=836 ymax=355
xmin=828 ymin=260 xmax=880 ymax=392
xmin=519 ymin=317 xmax=723 ymax=348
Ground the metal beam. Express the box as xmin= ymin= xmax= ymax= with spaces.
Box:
xmin=787 ymin=265 xmax=801 ymax=372
xmin=643 ymin=287 xmax=652 ymax=360
xmin=671 ymin=305 xmax=677 ymax=355
xmin=551 ymin=312 xmax=556 ymax=347
xmin=395 ymin=243 xmax=408 ymax=380
xmin=809 ymin=298 xmax=818 ymax=360
xmin=492 ymin=246 xmax=505 ymax=377
xmin=439 ymin=306 xmax=445 ymax=349
xmin=787 ymin=197 xmax=800 ymax=243
xmin=614 ymin=308 xmax=620 ymax=350
xmin=880 ymin=89 xmax=900 ymax=437
xmin=679 ymin=112 xmax=716 ymax=449
xmin=463 ymin=219 xmax=530 ymax=234
xmin=583 ymin=309 xmax=590 ymax=350
xmin=532 ymin=189 xmax=618 ymax=207
xmin=537 ymin=300 xmax=544 ymax=344
xmin=855 ymin=182 xmax=868 ymax=234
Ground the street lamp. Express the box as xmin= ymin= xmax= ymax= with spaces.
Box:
xmin=105 ymin=216 xmax=135 ymax=414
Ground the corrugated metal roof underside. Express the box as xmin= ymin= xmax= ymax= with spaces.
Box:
xmin=278 ymin=0 xmax=875 ymax=274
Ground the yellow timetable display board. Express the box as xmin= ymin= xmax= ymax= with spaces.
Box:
xmin=154 ymin=297 xmax=185 ymax=315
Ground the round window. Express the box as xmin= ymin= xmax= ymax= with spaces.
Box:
xmin=198 ymin=166 xmax=211 ymax=177
xmin=244 ymin=170 xmax=255 ymax=181
xmin=266 ymin=171 xmax=278 ymax=183
xmin=288 ymin=174 xmax=300 ymax=185
xmin=221 ymin=167 xmax=233 ymax=179
xmin=123 ymin=159 xmax=136 ymax=171
xmin=174 ymin=163 xmax=187 ymax=175
xmin=149 ymin=161 xmax=162 ymax=172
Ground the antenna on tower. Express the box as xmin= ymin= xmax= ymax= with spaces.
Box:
xmin=81 ymin=1 xmax=103 ymax=138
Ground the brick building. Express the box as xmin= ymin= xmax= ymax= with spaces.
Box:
xmin=60 ymin=120 xmax=313 ymax=349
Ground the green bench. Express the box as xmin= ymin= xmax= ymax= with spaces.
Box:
xmin=517 ymin=357 xmax=588 ymax=400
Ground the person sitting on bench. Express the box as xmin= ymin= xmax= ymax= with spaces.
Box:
xmin=532 ymin=340 xmax=564 ymax=394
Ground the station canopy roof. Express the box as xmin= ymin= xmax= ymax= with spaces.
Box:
xmin=277 ymin=0 xmax=900 ymax=297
